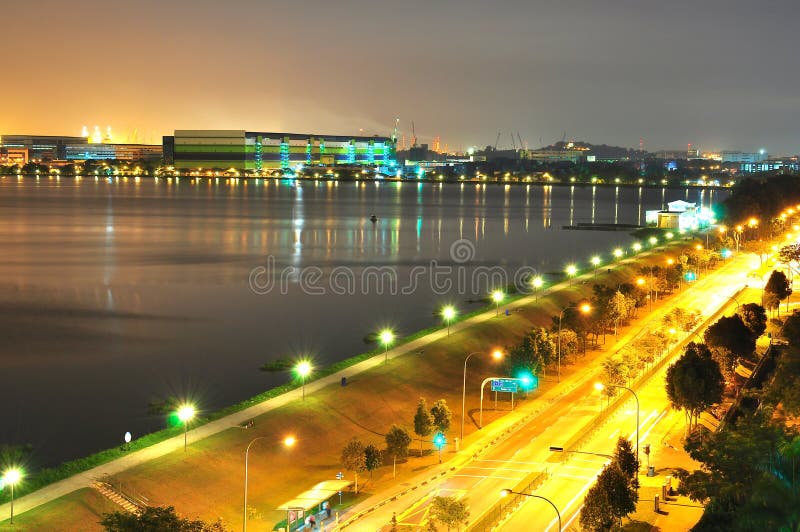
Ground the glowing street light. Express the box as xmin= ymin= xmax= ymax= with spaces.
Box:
xmin=648 ymin=236 xmax=658 ymax=247
xmin=632 ymin=242 xmax=642 ymax=252
xmin=177 ymin=404 xmax=196 ymax=452
xmin=461 ymin=349 xmax=503 ymax=442
xmin=296 ymin=361 xmax=312 ymax=400
xmin=531 ymin=276 xmax=544 ymax=301
xmin=595 ymin=382 xmax=640 ymax=466
xmin=590 ymin=256 xmax=601 ymax=278
xmin=492 ymin=290 xmax=505 ymax=316
xmin=613 ymin=248 xmax=624 ymax=259
xmin=379 ymin=329 xmax=395 ymax=363
xmin=557 ymin=303 xmax=591 ymax=381
xmin=243 ymin=435 xmax=296 ymax=532
xmin=3 ymin=468 xmax=22 ymax=524
xmin=441 ymin=305 xmax=457 ymax=336
xmin=565 ymin=264 xmax=577 ymax=286
xmin=665 ymin=232 xmax=674 ymax=240
xmin=500 ymin=489 xmax=561 ymax=532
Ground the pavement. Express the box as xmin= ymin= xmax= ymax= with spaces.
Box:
xmin=333 ymin=252 xmax=756 ymax=531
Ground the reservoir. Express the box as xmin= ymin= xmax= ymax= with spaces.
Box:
xmin=0 ymin=177 xmax=726 ymax=465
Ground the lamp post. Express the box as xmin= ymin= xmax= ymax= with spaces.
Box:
xmin=613 ymin=248 xmax=624 ymax=260
xmin=243 ymin=436 xmax=295 ymax=532
xmin=591 ymin=256 xmax=601 ymax=278
xmin=177 ymin=404 xmax=196 ymax=452
xmin=379 ymin=329 xmax=395 ymax=363
xmin=500 ymin=489 xmax=561 ymax=532
xmin=461 ymin=350 xmax=503 ymax=442
xmin=442 ymin=305 xmax=456 ymax=336
xmin=557 ymin=303 xmax=591 ymax=382
xmin=492 ymin=290 xmax=504 ymax=316
xmin=531 ymin=276 xmax=543 ymax=302
xmin=595 ymin=382 xmax=639 ymax=467
xmin=565 ymin=264 xmax=577 ymax=286
xmin=3 ymin=468 xmax=22 ymax=525
xmin=296 ymin=361 xmax=312 ymax=400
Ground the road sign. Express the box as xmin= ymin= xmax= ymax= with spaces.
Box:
xmin=491 ymin=378 xmax=519 ymax=393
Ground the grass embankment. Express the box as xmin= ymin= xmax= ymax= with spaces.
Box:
xmin=0 ymin=489 xmax=117 ymax=532
xmin=7 ymin=243 xmax=710 ymax=531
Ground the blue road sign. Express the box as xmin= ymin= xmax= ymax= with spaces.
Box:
xmin=491 ymin=378 xmax=519 ymax=393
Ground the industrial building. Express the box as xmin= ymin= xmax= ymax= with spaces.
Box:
xmin=63 ymin=143 xmax=162 ymax=161
xmin=163 ymin=130 xmax=395 ymax=172
xmin=0 ymin=134 xmax=87 ymax=161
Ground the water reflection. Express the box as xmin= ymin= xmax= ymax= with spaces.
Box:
xmin=0 ymin=178 xmax=727 ymax=464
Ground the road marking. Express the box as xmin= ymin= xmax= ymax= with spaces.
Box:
xmin=452 ymin=474 xmax=526 ymax=481
xmin=608 ymin=428 xmax=620 ymax=439
xmin=460 ymin=466 xmax=537 ymax=474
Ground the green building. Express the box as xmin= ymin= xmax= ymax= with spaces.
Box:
xmin=163 ymin=130 xmax=395 ymax=172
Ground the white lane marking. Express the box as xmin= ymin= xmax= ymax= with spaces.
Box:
xmin=608 ymin=428 xmax=620 ymax=440
xmin=452 ymin=474 xmax=526 ymax=481
xmin=460 ymin=466 xmax=537 ymax=473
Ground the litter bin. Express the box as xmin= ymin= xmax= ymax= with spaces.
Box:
xmin=647 ymin=465 xmax=655 ymax=477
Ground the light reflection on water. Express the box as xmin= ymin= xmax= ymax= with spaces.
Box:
xmin=0 ymin=177 xmax=725 ymax=464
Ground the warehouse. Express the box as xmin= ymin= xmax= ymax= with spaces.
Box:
xmin=163 ymin=130 xmax=395 ymax=172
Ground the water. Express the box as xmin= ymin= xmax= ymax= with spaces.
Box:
xmin=0 ymin=177 xmax=726 ymax=465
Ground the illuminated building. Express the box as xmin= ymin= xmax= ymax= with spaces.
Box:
xmin=0 ymin=135 xmax=87 ymax=161
xmin=64 ymin=143 xmax=162 ymax=161
xmin=163 ymin=130 xmax=396 ymax=172
xmin=721 ymin=150 xmax=767 ymax=163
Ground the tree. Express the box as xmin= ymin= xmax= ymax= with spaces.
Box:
xmin=765 ymin=270 xmax=791 ymax=317
xmin=414 ymin=398 xmax=433 ymax=455
xmin=613 ymin=437 xmax=639 ymax=485
xmin=764 ymin=290 xmax=781 ymax=318
xmin=385 ymin=424 xmax=412 ymax=478
xmin=778 ymin=243 xmax=800 ymax=266
xmin=364 ymin=443 xmax=382 ymax=478
xmin=608 ymin=290 xmax=631 ymax=334
xmin=101 ymin=506 xmax=228 ymax=531
xmin=580 ymin=463 xmax=637 ymax=531
xmin=557 ymin=327 xmax=580 ymax=363
xmin=430 ymin=399 xmax=452 ymax=434
xmin=744 ymin=240 xmax=772 ymax=266
xmin=665 ymin=342 xmax=724 ymax=433
xmin=704 ymin=314 xmax=756 ymax=376
xmin=600 ymin=357 xmax=626 ymax=398
xmin=505 ymin=327 xmax=556 ymax=377
xmin=341 ymin=437 xmax=366 ymax=493
xmin=738 ymin=303 xmax=767 ymax=338
xmin=662 ymin=307 xmax=700 ymax=333
xmin=429 ymin=495 xmax=469 ymax=531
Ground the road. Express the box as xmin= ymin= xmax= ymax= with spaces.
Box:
xmin=339 ymin=252 xmax=757 ymax=531
xmin=497 ymin=277 xmax=757 ymax=531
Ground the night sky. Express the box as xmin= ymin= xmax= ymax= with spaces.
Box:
xmin=4 ymin=0 xmax=799 ymax=153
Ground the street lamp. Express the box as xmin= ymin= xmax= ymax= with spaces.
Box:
xmin=243 ymin=436 xmax=296 ymax=532
xmin=492 ymin=290 xmax=504 ymax=316
xmin=461 ymin=349 xmax=503 ymax=442
xmin=3 ymin=468 xmax=22 ymax=525
xmin=648 ymin=236 xmax=658 ymax=247
xmin=613 ymin=248 xmax=624 ymax=260
xmin=296 ymin=361 xmax=312 ymax=400
xmin=531 ymin=276 xmax=543 ymax=301
xmin=177 ymin=404 xmax=196 ymax=451
xmin=499 ymin=489 xmax=561 ymax=532
xmin=595 ymin=382 xmax=640 ymax=467
xmin=557 ymin=303 xmax=591 ymax=382
xmin=591 ymin=256 xmax=601 ymax=278
xmin=632 ymin=242 xmax=642 ymax=252
xmin=380 ymin=329 xmax=395 ymax=363
xmin=565 ymin=264 xmax=577 ymax=285
xmin=441 ymin=305 xmax=456 ymax=336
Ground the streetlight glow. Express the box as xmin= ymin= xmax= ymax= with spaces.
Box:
xmin=613 ymin=248 xmax=623 ymax=258
xmin=579 ymin=303 xmax=592 ymax=314
xmin=492 ymin=290 xmax=504 ymax=303
xmin=531 ymin=276 xmax=543 ymax=288
xmin=632 ymin=242 xmax=642 ymax=251
xmin=380 ymin=328 xmax=395 ymax=363
xmin=491 ymin=349 xmax=504 ymax=360
xmin=594 ymin=382 xmax=605 ymax=392
xmin=296 ymin=360 xmax=312 ymax=400
xmin=591 ymin=256 xmax=600 ymax=266
xmin=565 ymin=264 xmax=577 ymax=276
xmin=283 ymin=435 xmax=297 ymax=447
xmin=3 ymin=468 xmax=22 ymax=525
xmin=442 ymin=305 xmax=457 ymax=335
xmin=177 ymin=404 xmax=196 ymax=423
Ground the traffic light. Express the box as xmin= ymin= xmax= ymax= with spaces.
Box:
xmin=433 ymin=432 xmax=446 ymax=449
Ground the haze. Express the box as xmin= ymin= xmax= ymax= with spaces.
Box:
xmin=3 ymin=0 xmax=798 ymax=153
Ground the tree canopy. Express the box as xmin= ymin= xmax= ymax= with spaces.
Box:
xmin=101 ymin=506 xmax=228 ymax=532
xmin=665 ymin=342 xmax=724 ymax=432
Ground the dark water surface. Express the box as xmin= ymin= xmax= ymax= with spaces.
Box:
xmin=0 ymin=177 xmax=726 ymax=465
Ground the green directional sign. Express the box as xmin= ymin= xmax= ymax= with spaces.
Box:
xmin=491 ymin=378 xmax=519 ymax=393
